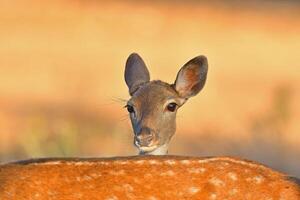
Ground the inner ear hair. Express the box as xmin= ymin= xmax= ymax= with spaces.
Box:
xmin=174 ymin=55 xmax=208 ymax=98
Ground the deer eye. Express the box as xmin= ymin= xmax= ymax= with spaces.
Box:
xmin=166 ymin=102 xmax=177 ymax=112
xmin=126 ymin=105 xmax=135 ymax=113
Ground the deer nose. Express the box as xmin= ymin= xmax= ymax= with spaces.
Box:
xmin=135 ymin=128 xmax=154 ymax=146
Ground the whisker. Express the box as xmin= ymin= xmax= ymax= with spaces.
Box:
xmin=111 ymin=96 xmax=128 ymax=104
xmin=120 ymin=117 xmax=129 ymax=122
xmin=116 ymin=114 xmax=129 ymax=122
xmin=176 ymin=114 xmax=184 ymax=119
xmin=96 ymin=102 xmax=117 ymax=107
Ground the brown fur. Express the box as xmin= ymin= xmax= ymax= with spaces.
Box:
xmin=128 ymin=80 xmax=180 ymax=149
xmin=0 ymin=156 xmax=299 ymax=199
xmin=125 ymin=54 xmax=208 ymax=155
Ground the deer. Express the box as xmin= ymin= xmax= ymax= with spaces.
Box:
xmin=0 ymin=156 xmax=299 ymax=199
xmin=0 ymin=54 xmax=299 ymax=199
xmin=124 ymin=53 xmax=208 ymax=155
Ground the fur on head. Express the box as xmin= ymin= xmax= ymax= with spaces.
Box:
xmin=124 ymin=53 xmax=208 ymax=155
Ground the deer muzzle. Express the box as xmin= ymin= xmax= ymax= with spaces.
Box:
xmin=134 ymin=127 xmax=158 ymax=150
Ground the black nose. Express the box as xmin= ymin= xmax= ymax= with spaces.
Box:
xmin=135 ymin=127 xmax=154 ymax=146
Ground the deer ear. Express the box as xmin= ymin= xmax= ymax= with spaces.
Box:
xmin=174 ymin=55 xmax=208 ymax=98
xmin=125 ymin=53 xmax=150 ymax=95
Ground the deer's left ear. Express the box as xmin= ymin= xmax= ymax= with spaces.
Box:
xmin=174 ymin=55 xmax=208 ymax=98
xmin=125 ymin=53 xmax=150 ymax=96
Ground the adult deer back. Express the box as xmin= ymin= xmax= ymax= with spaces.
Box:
xmin=1 ymin=156 xmax=299 ymax=199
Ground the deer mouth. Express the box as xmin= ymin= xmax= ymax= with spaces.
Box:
xmin=138 ymin=145 xmax=159 ymax=152
xmin=134 ymin=139 xmax=159 ymax=152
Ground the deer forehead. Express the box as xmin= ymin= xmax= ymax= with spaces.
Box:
xmin=130 ymin=81 xmax=179 ymax=108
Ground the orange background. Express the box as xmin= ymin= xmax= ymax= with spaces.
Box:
xmin=0 ymin=1 xmax=299 ymax=177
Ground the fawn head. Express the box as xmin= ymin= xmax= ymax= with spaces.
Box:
xmin=124 ymin=53 xmax=208 ymax=155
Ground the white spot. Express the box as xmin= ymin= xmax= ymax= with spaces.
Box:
xmin=149 ymin=160 xmax=160 ymax=165
xmin=188 ymin=187 xmax=200 ymax=195
xmin=133 ymin=178 xmax=141 ymax=184
xmin=113 ymin=186 xmax=123 ymax=192
xmin=36 ymin=161 xmax=62 ymax=165
xmin=218 ymin=166 xmax=225 ymax=170
xmin=109 ymin=170 xmax=125 ymax=176
xmin=100 ymin=161 xmax=109 ymax=165
xmin=64 ymin=177 xmax=70 ymax=183
xmin=145 ymin=185 xmax=151 ymax=189
xmin=210 ymin=193 xmax=217 ymax=200
xmin=136 ymin=160 xmax=145 ymax=164
xmin=209 ymin=177 xmax=225 ymax=186
xmin=84 ymin=185 xmax=95 ymax=189
xmin=83 ymin=175 xmax=92 ymax=181
xmin=125 ymin=193 xmax=136 ymax=199
xmin=34 ymin=181 xmax=41 ymax=185
xmin=105 ymin=195 xmax=118 ymax=200
xmin=47 ymin=191 xmax=57 ymax=196
xmin=253 ymin=175 xmax=264 ymax=184
xmin=164 ymin=160 xmax=176 ymax=165
xmin=68 ymin=161 xmax=96 ymax=166
xmin=144 ymin=173 xmax=152 ymax=179
xmin=74 ymin=193 xmax=83 ymax=198
xmin=76 ymin=176 xmax=81 ymax=182
xmin=123 ymin=184 xmax=134 ymax=192
xmin=74 ymin=162 xmax=85 ymax=166
xmin=34 ymin=193 xmax=40 ymax=197
xmin=90 ymin=173 xmax=101 ymax=178
xmin=178 ymin=191 xmax=184 ymax=196
xmin=4 ymin=191 xmax=13 ymax=197
xmin=198 ymin=159 xmax=209 ymax=164
xmin=194 ymin=157 xmax=270 ymax=172
xmin=160 ymin=170 xmax=175 ymax=176
xmin=148 ymin=196 xmax=158 ymax=200
xmin=180 ymin=160 xmax=190 ymax=165
xmin=114 ymin=160 xmax=128 ymax=165
xmin=188 ymin=167 xmax=206 ymax=174
xmin=227 ymin=172 xmax=237 ymax=181
xmin=229 ymin=188 xmax=238 ymax=195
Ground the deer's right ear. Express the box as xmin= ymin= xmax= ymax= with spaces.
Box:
xmin=174 ymin=55 xmax=208 ymax=99
xmin=125 ymin=53 xmax=150 ymax=95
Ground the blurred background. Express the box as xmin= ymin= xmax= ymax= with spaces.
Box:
xmin=0 ymin=0 xmax=299 ymax=177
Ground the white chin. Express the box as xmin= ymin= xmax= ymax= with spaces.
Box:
xmin=138 ymin=145 xmax=158 ymax=152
